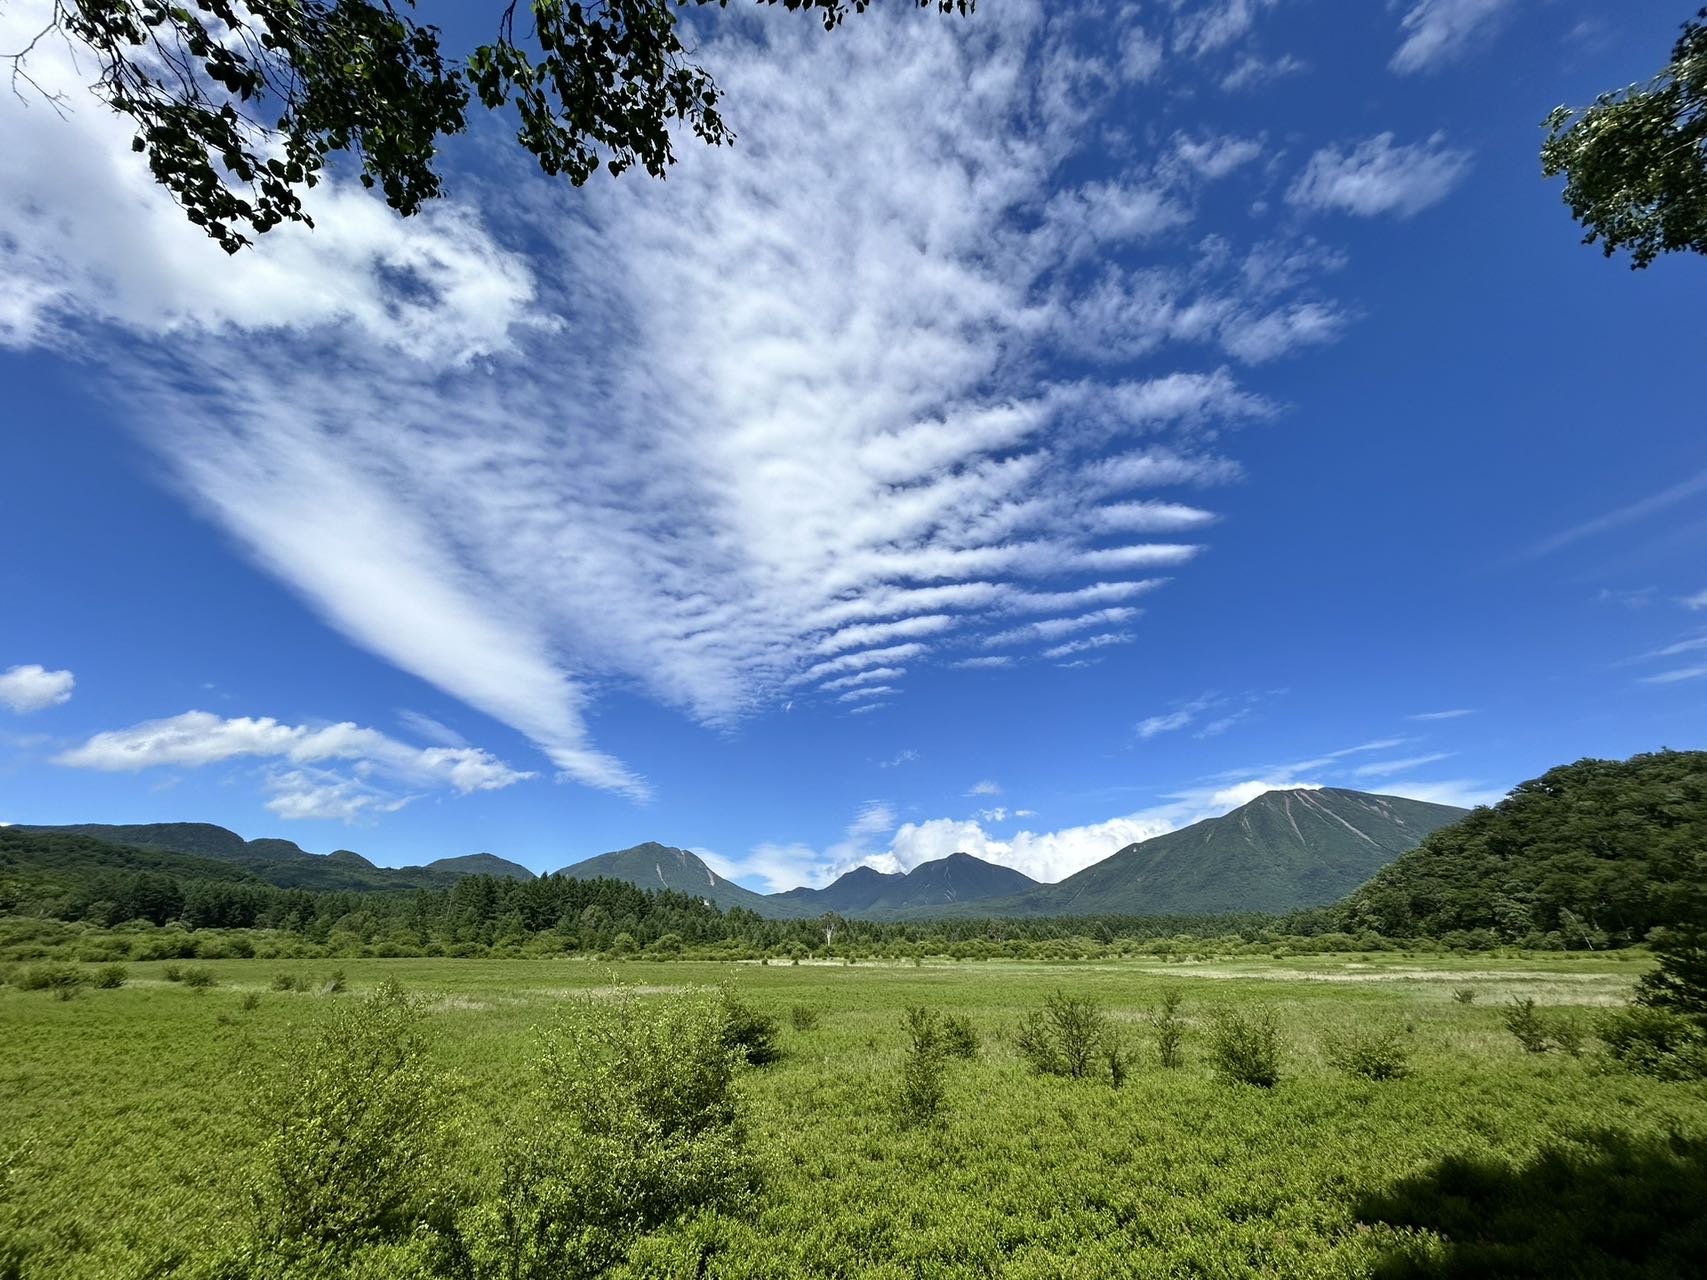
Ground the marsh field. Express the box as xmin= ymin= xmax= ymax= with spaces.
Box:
xmin=4 ymin=953 xmax=1706 ymax=1280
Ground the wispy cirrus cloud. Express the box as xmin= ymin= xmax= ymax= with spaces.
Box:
xmin=1390 ymin=0 xmax=1514 ymax=75
xmin=1 ymin=2 xmax=1365 ymax=800
xmin=1288 ymin=132 xmax=1471 ymax=218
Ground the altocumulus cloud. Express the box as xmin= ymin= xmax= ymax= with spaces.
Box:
xmin=0 ymin=1 xmax=1423 ymax=799
xmin=56 ymin=711 xmax=533 ymax=822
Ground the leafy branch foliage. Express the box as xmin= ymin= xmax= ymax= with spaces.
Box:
xmin=20 ymin=0 xmax=973 ymax=252
xmin=1542 ymin=9 xmax=1707 ymax=267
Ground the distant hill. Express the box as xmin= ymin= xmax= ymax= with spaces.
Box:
xmin=974 ymin=788 xmax=1469 ymax=917
xmin=15 ymin=822 xmax=535 ymax=892
xmin=772 ymin=852 xmax=1038 ymax=917
xmin=557 ymin=843 xmax=780 ymax=914
xmin=1329 ymin=751 xmax=1707 ymax=946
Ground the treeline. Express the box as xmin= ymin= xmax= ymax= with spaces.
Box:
xmin=4 ymin=828 xmax=1282 ymax=959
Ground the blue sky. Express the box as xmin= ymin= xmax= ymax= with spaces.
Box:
xmin=1 ymin=0 xmax=1702 ymax=891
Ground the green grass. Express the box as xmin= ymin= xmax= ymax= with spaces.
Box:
xmin=3 ymin=953 xmax=1704 ymax=1278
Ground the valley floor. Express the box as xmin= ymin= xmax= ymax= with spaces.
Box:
xmin=3 ymin=953 xmax=1704 ymax=1278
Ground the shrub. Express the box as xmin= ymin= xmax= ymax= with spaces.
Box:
xmin=246 ymin=978 xmax=451 ymax=1251
xmin=1452 ymin=987 xmax=1477 ymax=1005
xmin=719 ymin=993 xmax=781 ymax=1066
xmin=14 ymin=964 xmax=86 ymax=994
xmin=897 ymin=1007 xmax=948 ymax=1126
xmin=1502 ymin=997 xmax=1553 ymax=1054
xmin=1208 ymin=1006 xmax=1284 ymax=1087
xmin=1015 ymin=991 xmax=1111 ymax=1080
xmin=466 ymin=986 xmax=753 ymax=1279
xmin=788 ymin=1004 xmax=821 ymax=1032
xmin=939 ymin=1012 xmax=980 ymax=1060
xmin=181 ymin=967 xmax=216 ymax=990
xmin=1148 ymin=988 xmax=1187 ymax=1068
xmin=163 ymin=964 xmax=184 ymax=983
xmin=1325 ymin=1026 xmax=1412 ymax=1081
xmin=93 ymin=964 xmax=127 ymax=990
xmin=1598 ymin=1006 xmax=1707 ymax=1080
xmin=323 ymin=968 xmax=346 ymax=995
xmin=241 ymin=992 xmax=262 ymax=1012
xmin=271 ymin=973 xmax=306 ymax=993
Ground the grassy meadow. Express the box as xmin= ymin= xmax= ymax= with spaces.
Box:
xmin=4 ymin=952 xmax=1705 ymax=1279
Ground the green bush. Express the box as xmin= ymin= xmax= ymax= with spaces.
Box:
xmin=245 ymin=979 xmax=451 ymax=1252
xmin=162 ymin=964 xmax=184 ymax=983
xmin=1598 ymin=1006 xmax=1707 ymax=1080
xmin=788 ymin=1004 xmax=821 ymax=1032
xmin=939 ymin=1012 xmax=980 ymax=1060
xmin=14 ymin=964 xmax=86 ymax=994
xmin=1325 ymin=1026 xmax=1412 ymax=1081
xmin=271 ymin=973 xmax=307 ymax=993
xmin=1148 ymin=988 xmax=1187 ymax=1068
xmin=93 ymin=964 xmax=127 ymax=990
xmin=719 ymin=993 xmax=780 ymax=1066
xmin=181 ymin=967 xmax=216 ymax=990
xmin=1502 ymin=997 xmax=1559 ymax=1054
xmin=897 ymin=1007 xmax=948 ymax=1126
xmin=1014 ymin=991 xmax=1112 ymax=1081
xmin=1453 ymin=987 xmax=1477 ymax=1005
xmin=1208 ymin=1006 xmax=1284 ymax=1087
xmin=465 ymin=986 xmax=753 ymax=1279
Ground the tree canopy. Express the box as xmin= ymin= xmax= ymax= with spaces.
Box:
xmin=11 ymin=1 xmax=972 ymax=252
xmin=1332 ymin=750 xmax=1707 ymax=948
xmin=1542 ymin=9 xmax=1707 ymax=268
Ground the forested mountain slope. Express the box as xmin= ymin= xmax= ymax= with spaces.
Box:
xmin=1329 ymin=751 xmax=1706 ymax=947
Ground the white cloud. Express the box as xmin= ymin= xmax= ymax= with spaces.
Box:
xmin=1407 ymin=708 xmax=1476 ymax=721
xmin=966 ymin=779 xmax=1002 ymax=797
xmin=984 ymin=606 xmax=1141 ymax=648
xmin=1685 ymin=590 xmax=1707 ymax=610
xmin=0 ymin=664 xmax=74 ymax=713
xmin=1288 ymin=133 xmax=1471 ymax=218
xmin=837 ymin=685 xmax=898 ymax=702
xmin=1516 ymin=470 xmax=1707 ymax=563
xmin=54 ymin=709 xmax=532 ymax=820
xmin=1172 ymin=0 xmax=1280 ymax=58
xmin=878 ymin=748 xmax=919 ymax=768
xmin=3 ymin=2 xmax=1361 ymax=796
xmin=1641 ymin=666 xmax=1707 ymax=685
xmin=1041 ymin=632 xmax=1133 ymax=659
xmin=1350 ymin=752 xmax=1454 ymax=778
xmin=396 ymin=710 xmax=468 ymax=748
xmin=1135 ymin=690 xmax=1225 ymax=738
xmin=951 ymin=656 xmax=1014 ymax=670
xmin=1390 ymin=0 xmax=1513 ymax=74
xmin=1219 ymin=52 xmax=1305 ymax=91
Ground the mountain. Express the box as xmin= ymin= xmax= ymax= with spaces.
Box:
xmin=771 ymin=853 xmax=1039 ymax=917
xmin=424 ymin=853 xmax=535 ymax=881
xmin=1330 ymin=751 xmax=1707 ymax=946
xmin=16 ymin=822 xmax=536 ymax=892
xmin=556 ymin=842 xmax=781 ymax=914
xmin=986 ymin=788 xmax=1469 ymax=917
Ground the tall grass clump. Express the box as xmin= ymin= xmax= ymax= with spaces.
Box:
xmin=467 ymin=986 xmax=754 ymax=1279
xmin=244 ymin=978 xmax=453 ymax=1256
xmin=1208 ymin=1006 xmax=1284 ymax=1088
xmin=788 ymin=1004 xmax=821 ymax=1032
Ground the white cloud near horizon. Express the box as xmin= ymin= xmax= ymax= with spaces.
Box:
xmin=0 ymin=665 xmax=75 ymax=713
xmin=54 ymin=710 xmax=533 ymax=821
xmin=1288 ymin=132 xmax=1471 ymax=218
xmin=1 ymin=2 xmax=1397 ymax=801
xmin=1390 ymin=0 xmax=1513 ymax=74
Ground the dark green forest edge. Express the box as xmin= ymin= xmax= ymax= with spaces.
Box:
xmin=2 ymin=751 xmax=1701 ymax=964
